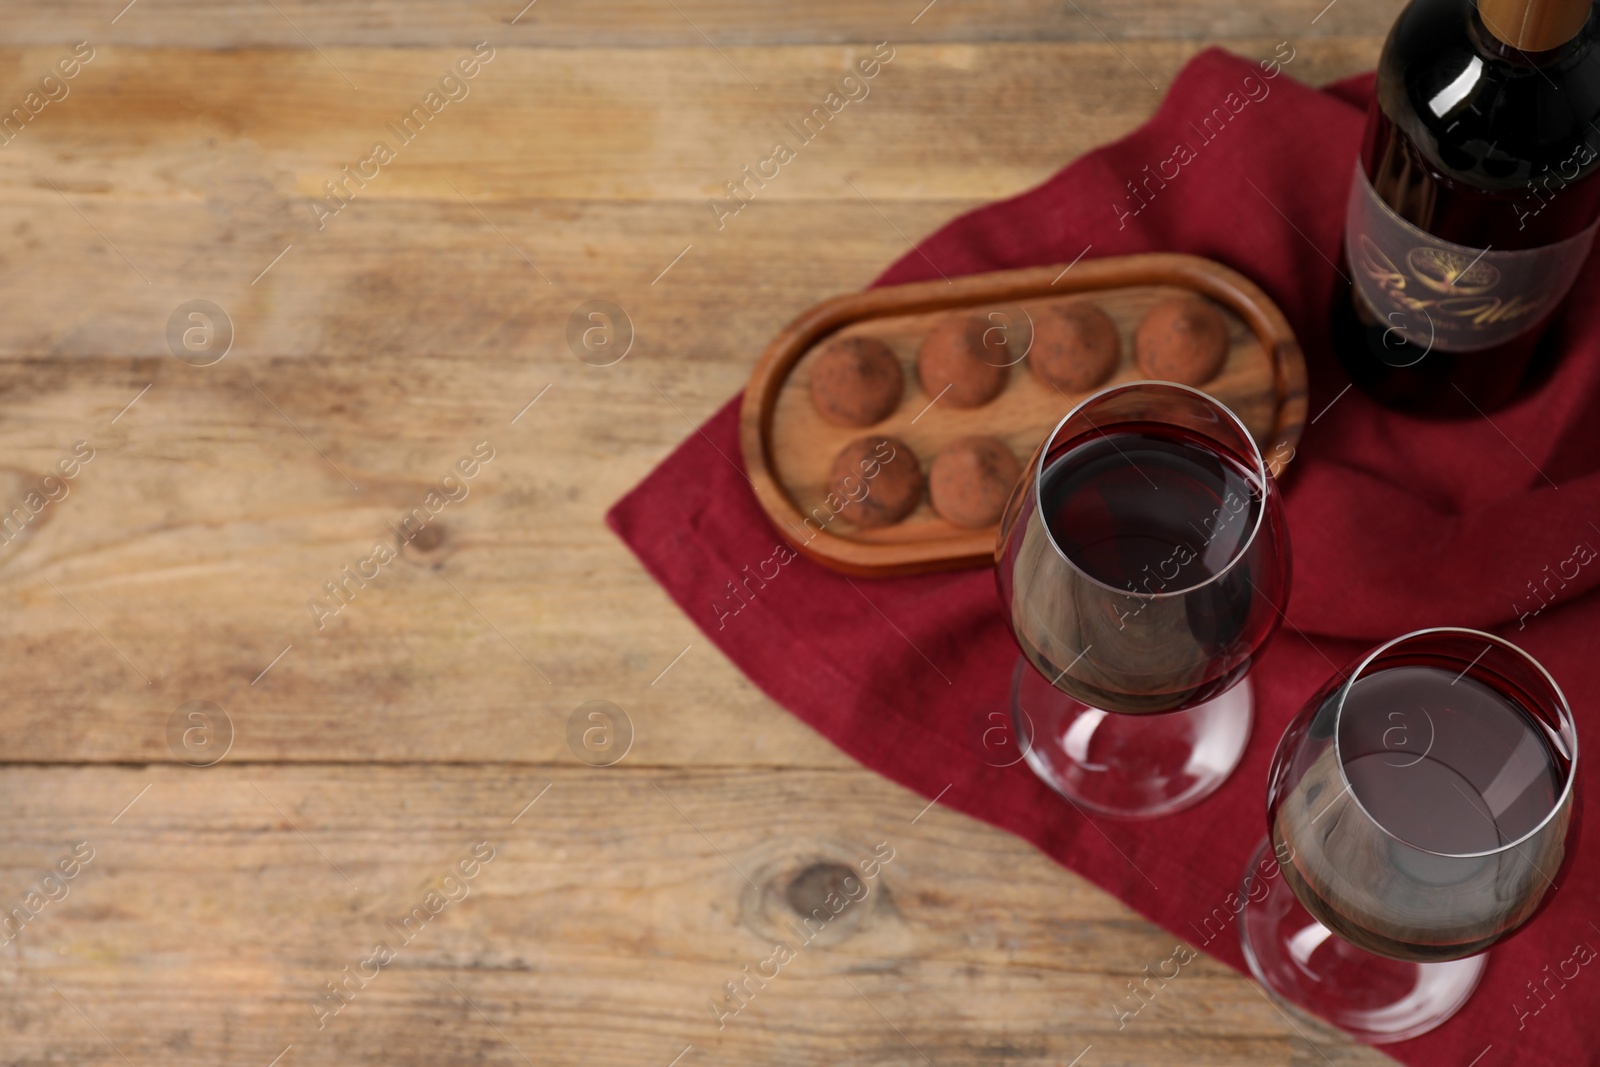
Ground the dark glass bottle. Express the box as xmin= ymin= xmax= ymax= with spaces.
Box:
xmin=1332 ymin=0 xmax=1600 ymax=417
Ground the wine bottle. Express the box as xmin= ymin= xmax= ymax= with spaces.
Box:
xmin=1332 ymin=0 xmax=1600 ymax=417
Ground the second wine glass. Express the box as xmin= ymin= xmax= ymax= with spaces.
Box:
xmin=1239 ymin=627 xmax=1579 ymax=1043
xmin=995 ymin=380 xmax=1292 ymax=817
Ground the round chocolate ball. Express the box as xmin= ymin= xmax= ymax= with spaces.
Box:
xmin=808 ymin=336 xmax=904 ymax=427
xmin=917 ymin=314 xmax=1009 ymax=408
xmin=1028 ymin=302 xmax=1121 ymax=393
xmin=1134 ymin=295 xmax=1230 ymax=386
xmin=929 ymin=436 xmax=1023 ymax=529
xmin=829 ymin=435 xmax=924 ymax=528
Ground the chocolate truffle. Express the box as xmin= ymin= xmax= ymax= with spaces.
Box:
xmin=1028 ymin=302 xmax=1121 ymax=393
xmin=828 ymin=435 xmax=924 ymax=528
xmin=1134 ymin=295 xmax=1230 ymax=386
xmin=808 ymin=336 xmax=904 ymax=427
xmin=917 ymin=313 xmax=1009 ymax=408
xmin=929 ymin=436 xmax=1023 ymax=529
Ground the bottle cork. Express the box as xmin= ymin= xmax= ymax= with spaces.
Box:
xmin=1478 ymin=0 xmax=1591 ymax=52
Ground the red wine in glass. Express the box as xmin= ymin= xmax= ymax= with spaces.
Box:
xmin=995 ymin=382 xmax=1291 ymax=817
xmin=1041 ymin=423 xmax=1262 ymax=590
xmin=1243 ymin=628 xmax=1579 ymax=1042
xmin=1016 ymin=421 xmax=1284 ymax=714
xmin=1272 ymin=660 xmax=1571 ymax=961
xmin=1340 ymin=668 xmax=1563 ymax=854
xmin=1035 ymin=421 xmax=1276 ymax=710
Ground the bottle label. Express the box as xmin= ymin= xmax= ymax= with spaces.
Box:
xmin=1345 ymin=163 xmax=1598 ymax=353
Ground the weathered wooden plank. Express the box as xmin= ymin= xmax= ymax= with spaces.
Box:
xmin=0 ymin=39 xmax=1380 ymax=363
xmin=0 ymin=348 xmax=864 ymax=764
xmin=2 ymin=0 xmax=1403 ymax=48
xmin=0 ymin=765 xmax=1387 ymax=1066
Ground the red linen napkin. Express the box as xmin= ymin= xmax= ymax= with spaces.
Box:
xmin=608 ymin=47 xmax=1600 ymax=1063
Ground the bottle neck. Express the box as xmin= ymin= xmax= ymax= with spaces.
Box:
xmin=1476 ymin=0 xmax=1592 ymax=53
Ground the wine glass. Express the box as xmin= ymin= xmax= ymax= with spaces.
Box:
xmin=1240 ymin=628 xmax=1579 ymax=1043
xmin=995 ymin=380 xmax=1291 ymax=817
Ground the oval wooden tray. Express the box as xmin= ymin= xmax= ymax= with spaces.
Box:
xmin=738 ymin=253 xmax=1307 ymax=577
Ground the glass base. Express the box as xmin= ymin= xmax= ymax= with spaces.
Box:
xmin=1238 ymin=837 xmax=1487 ymax=1044
xmin=1010 ymin=656 xmax=1253 ymax=818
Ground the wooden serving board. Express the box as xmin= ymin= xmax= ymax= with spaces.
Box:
xmin=739 ymin=253 xmax=1307 ymax=577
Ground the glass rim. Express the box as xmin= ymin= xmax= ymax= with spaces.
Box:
xmin=1331 ymin=625 xmax=1579 ymax=860
xmin=1031 ymin=379 xmax=1271 ymax=600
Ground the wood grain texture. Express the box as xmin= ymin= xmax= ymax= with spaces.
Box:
xmin=0 ymin=766 xmax=1382 ymax=1066
xmin=0 ymin=3 xmax=1400 ymax=1064
xmin=0 ymin=39 xmax=1381 ymax=363
xmin=5 ymin=1 xmax=1414 ymax=48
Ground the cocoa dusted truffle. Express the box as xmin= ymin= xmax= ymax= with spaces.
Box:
xmin=1134 ymin=295 xmax=1230 ymax=386
xmin=829 ymin=435 xmax=924 ymax=528
xmin=917 ymin=313 xmax=1009 ymax=408
xmin=929 ymin=436 xmax=1022 ymax=529
xmin=808 ymin=336 xmax=904 ymax=427
xmin=1028 ymin=302 xmax=1121 ymax=393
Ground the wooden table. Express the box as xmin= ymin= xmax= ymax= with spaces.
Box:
xmin=0 ymin=3 xmax=1400 ymax=1063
